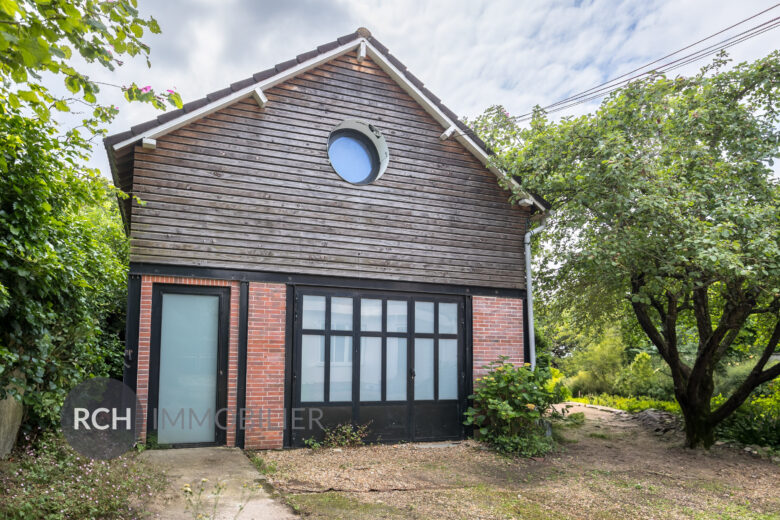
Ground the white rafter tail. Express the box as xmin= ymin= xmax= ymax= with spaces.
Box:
xmin=141 ymin=137 xmax=157 ymax=149
xmin=439 ymin=125 xmax=457 ymax=141
xmin=252 ymin=87 xmax=268 ymax=108
xmin=357 ymin=41 xmax=367 ymax=63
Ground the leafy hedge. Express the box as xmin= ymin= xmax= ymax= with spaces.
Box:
xmin=464 ymin=359 xmax=569 ymax=456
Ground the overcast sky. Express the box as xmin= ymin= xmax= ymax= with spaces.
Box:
xmin=84 ymin=0 xmax=780 ymax=178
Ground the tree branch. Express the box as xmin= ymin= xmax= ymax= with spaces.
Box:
xmin=710 ymin=319 xmax=780 ymax=426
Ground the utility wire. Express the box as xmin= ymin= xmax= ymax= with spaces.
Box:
xmin=515 ymin=4 xmax=780 ymax=122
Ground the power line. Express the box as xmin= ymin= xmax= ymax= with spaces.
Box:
xmin=515 ymin=4 xmax=780 ymax=122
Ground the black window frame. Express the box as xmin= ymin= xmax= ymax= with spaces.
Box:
xmin=294 ymin=287 xmax=464 ymax=407
xmin=147 ymin=283 xmax=230 ymax=448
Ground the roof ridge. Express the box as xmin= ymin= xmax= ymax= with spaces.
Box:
xmin=104 ymin=28 xmax=490 ymax=154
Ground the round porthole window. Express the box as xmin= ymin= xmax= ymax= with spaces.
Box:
xmin=327 ymin=120 xmax=389 ymax=184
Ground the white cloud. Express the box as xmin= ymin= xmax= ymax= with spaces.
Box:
xmin=78 ymin=0 xmax=779 ymax=177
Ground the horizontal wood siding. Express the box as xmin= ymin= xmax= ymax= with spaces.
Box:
xmin=130 ymin=52 xmax=529 ymax=289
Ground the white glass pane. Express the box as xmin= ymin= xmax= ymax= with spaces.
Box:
xmin=330 ymin=336 xmax=352 ymax=401
xmin=158 ymin=293 xmax=219 ymax=444
xmin=439 ymin=339 xmax=458 ymax=400
xmin=301 ymin=335 xmax=325 ymax=402
xmin=331 ymin=297 xmax=353 ymax=331
xmin=387 ymin=300 xmax=407 ymax=332
xmin=414 ymin=338 xmax=434 ymax=400
xmin=415 ymin=302 xmax=434 ymax=333
xmin=386 ymin=337 xmax=407 ymax=401
xmin=360 ymin=337 xmax=382 ymax=401
xmin=302 ymin=295 xmax=325 ymax=329
xmin=360 ymin=299 xmax=382 ymax=332
xmin=439 ymin=303 xmax=458 ymax=334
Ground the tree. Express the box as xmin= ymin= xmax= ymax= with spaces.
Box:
xmin=0 ymin=0 xmax=178 ymax=438
xmin=1 ymin=0 xmax=182 ymax=130
xmin=471 ymin=52 xmax=780 ymax=448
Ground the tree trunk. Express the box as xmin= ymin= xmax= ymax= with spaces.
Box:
xmin=681 ymin=407 xmax=715 ymax=449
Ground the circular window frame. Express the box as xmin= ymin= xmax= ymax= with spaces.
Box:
xmin=327 ymin=119 xmax=389 ymax=185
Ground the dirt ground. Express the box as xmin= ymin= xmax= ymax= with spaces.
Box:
xmin=256 ymin=403 xmax=780 ymax=520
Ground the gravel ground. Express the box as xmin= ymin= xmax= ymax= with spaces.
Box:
xmin=253 ymin=403 xmax=780 ymax=519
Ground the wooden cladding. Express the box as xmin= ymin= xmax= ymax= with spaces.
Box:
xmin=129 ymin=51 xmax=529 ymax=289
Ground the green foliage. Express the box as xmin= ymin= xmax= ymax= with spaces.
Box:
xmin=570 ymin=394 xmax=681 ymax=415
xmin=464 ymin=358 xmax=568 ymax=456
xmin=714 ymin=380 xmax=780 ymax=448
xmin=0 ymin=432 xmax=164 ymax=519
xmin=0 ymin=0 xmax=182 ymax=130
xmin=0 ymin=108 xmax=128 ymax=428
xmin=305 ymin=422 xmax=372 ymax=450
xmin=563 ymin=329 xmax=624 ymax=395
xmin=472 ymin=51 xmax=780 ymax=448
xmin=249 ymin=454 xmax=277 ymax=475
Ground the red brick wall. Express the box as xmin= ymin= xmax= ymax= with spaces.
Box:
xmin=244 ymin=282 xmax=287 ymax=450
xmin=472 ymin=296 xmax=524 ymax=379
xmin=135 ymin=276 xmax=240 ymax=445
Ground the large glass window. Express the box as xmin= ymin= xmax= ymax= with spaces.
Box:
xmin=297 ymin=292 xmax=461 ymax=404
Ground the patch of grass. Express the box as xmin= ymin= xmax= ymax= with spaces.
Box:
xmin=285 ymin=492 xmax=407 ymax=519
xmin=249 ymin=454 xmax=277 ymax=475
xmin=587 ymin=432 xmax=612 ymax=440
xmin=466 ymin=484 xmax=558 ymax=520
xmin=0 ymin=432 xmax=165 ymax=520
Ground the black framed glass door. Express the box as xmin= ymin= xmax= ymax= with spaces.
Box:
xmin=291 ymin=287 xmax=465 ymax=446
xmin=147 ymin=284 xmax=229 ymax=447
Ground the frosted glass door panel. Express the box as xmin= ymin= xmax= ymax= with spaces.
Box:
xmin=414 ymin=339 xmax=434 ymax=400
xmin=438 ymin=339 xmax=458 ymax=399
xmin=330 ymin=336 xmax=353 ymax=401
xmin=360 ymin=337 xmax=381 ymax=401
xmin=386 ymin=338 xmax=407 ymax=400
xmin=301 ymin=335 xmax=325 ymax=402
xmin=158 ymin=293 xmax=219 ymax=444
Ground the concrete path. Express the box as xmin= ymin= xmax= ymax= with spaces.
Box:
xmin=140 ymin=447 xmax=295 ymax=519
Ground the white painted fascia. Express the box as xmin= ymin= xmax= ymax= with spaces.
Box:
xmin=361 ymin=41 xmax=547 ymax=212
xmin=111 ymin=37 xmax=546 ymax=212
xmin=111 ymin=39 xmax=362 ymax=151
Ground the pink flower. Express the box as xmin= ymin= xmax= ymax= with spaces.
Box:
xmin=167 ymin=89 xmax=175 ymax=94
xmin=140 ymin=85 xmax=151 ymax=93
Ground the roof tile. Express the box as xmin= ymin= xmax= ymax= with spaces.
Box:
xmin=182 ymin=98 xmax=209 ymax=112
xmin=337 ymin=31 xmax=359 ymax=45
xmin=230 ymin=77 xmax=256 ymax=91
xmin=275 ymin=58 xmax=298 ymax=73
xmin=367 ymin=36 xmax=388 ymax=54
xmin=252 ymin=68 xmax=276 ymax=82
xmin=206 ymin=87 xmax=233 ymax=102
xmin=317 ymin=40 xmax=340 ymax=54
xmin=404 ymin=71 xmax=424 ymax=90
xmin=386 ymin=53 xmax=406 ymax=72
xmin=131 ymin=119 xmax=159 ymax=135
xmin=157 ymin=108 xmax=186 ymax=124
xmin=297 ymin=49 xmax=319 ymax=63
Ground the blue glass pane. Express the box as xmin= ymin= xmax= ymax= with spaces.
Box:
xmin=328 ymin=134 xmax=374 ymax=183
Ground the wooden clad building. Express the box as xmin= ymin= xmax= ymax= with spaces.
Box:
xmin=106 ymin=28 xmax=548 ymax=449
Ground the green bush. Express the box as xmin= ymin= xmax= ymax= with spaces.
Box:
xmin=714 ymin=380 xmax=780 ymax=448
xmin=464 ymin=359 xmax=568 ymax=456
xmin=0 ymin=432 xmax=164 ymax=519
xmin=563 ymin=331 xmax=624 ymax=395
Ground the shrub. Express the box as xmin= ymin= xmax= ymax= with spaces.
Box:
xmin=304 ymin=422 xmax=371 ymax=449
xmin=562 ymin=331 xmax=625 ymax=395
xmin=714 ymin=380 xmax=780 ymax=448
xmin=464 ymin=359 xmax=568 ymax=456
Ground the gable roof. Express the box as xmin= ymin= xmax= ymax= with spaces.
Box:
xmin=104 ymin=27 xmax=549 ymax=220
